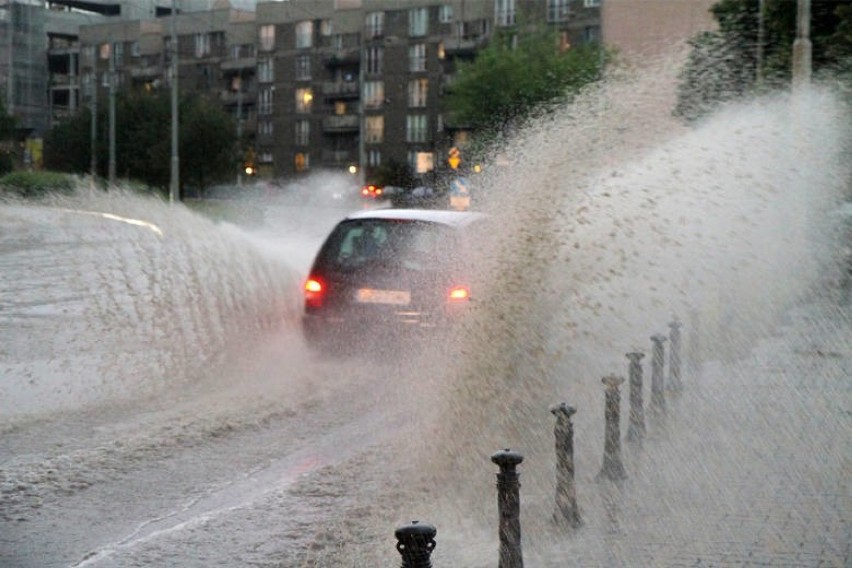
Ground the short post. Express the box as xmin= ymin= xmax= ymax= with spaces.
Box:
xmin=626 ymin=352 xmax=645 ymax=443
xmin=596 ymin=375 xmax=627 ymax=481
xmin=550 ymin=403 xmax=582 ymax=528
xmin=491 ymin=449 xmax=524 ymax=568
xmin=668 ymin=318 xmax=683 ymax=392
xmin=395 ymin=521 xmax=437 ymax=568
xmin=650 ymin=334 xmax=667 ymax=413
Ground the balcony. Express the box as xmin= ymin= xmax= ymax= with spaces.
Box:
xmin=131 ymin=66 xmax=162 ymax=80
xmin=220 ymin=89 xmax=257 ymax=106
xmin=321 ymin=149 xmax=354 ymax=165
xmin=442 ymin=35 xmax=487 ymax=56
xmin=324 ymin=47 xmax=360 ymax=67
xmin=221 ymin=57 xmax=256 ymax=72
xmin=322 ymin=81 xmax=359 ymax=100
xmin=323 ymin=114 xmax=359 ymax=132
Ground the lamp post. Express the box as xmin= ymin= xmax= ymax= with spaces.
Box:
xmin=235 ymin=72 xmax=243 ymax=187
xmin=108 ymin=39 xmax=116 ymax=185
xmin=89 ymin=72 xmax=97 ymax=178
xmin=169 ymin=0 xmax=180 ymax=203
xmin=792 ymin=0 xmax=812 ymax=90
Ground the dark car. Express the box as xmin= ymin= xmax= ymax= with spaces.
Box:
xmin=302 ymin=208 xmax=488 ymax=354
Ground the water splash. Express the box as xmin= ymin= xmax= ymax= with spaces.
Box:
xmin=0 ymin=188 xmax=302 ymax=420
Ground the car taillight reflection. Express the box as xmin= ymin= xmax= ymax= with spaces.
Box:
xmin=448 ymin=285 xmax=470 ymax=302
xmin=305 ymin=277 xmax=324 ymax=307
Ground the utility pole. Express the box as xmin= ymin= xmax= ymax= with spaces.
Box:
xmin=169 ymin=0 xmax=180 ymax=203
xmin=108 ymin=39 xmax=116 ymax=185
xmin=236 ymin=72 xmax=242 ymax=187
xmin=90 ymin=73 xmax=97 ymax=178
xmin=756 ymin=0 xmax=765 ymax=86
xmin=792 ymin=0 xmax=812 ymax=90
xmin=358 ymin=36 xmax=366 ymax=187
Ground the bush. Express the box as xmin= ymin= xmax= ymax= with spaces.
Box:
xmin=0 ymin=171 xmax=77 ymax=199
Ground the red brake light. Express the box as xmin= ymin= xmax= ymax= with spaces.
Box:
xmin=305 ymin=278 xmax=324 ymax=307
xmin=448 ymin=285 xmax=470 ymax=302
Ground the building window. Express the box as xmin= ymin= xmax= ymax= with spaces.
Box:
xmin=259 ymin=152 xmax=274 ymax=164
xmin=259 ymin=120 xmax=273 ymax=136
xmin=365 ymin=116 xmax=384 ymax=143
xmin=368 ymin=149 xmax=381 ymax=167
xmin=408 ymin=78 xmax=428 ymax=108
xmin=584 ymin=0 xmax=601 ymax=6
xmin=259 ymin=87 xmax=273 ymax=115
xmin=295 ymin=152 xmax=309 ymax=173
xmin=409 ymin=44 xmax=426 ymax=72
xmin=363 ymin=81 xmax=384 ymax=109
xmin=406 ymin=115 xmax=428 ymax=143
xmin=99 ymin=43 xmax=111 ymax=61
xmin=584 ymin=26 xmax=601 ymax=43
xmin=409 ymin=7 xmax=428 ymax=37
xmin=439 ymin=5 xmax=453 ymax=24
xmin=366 ymin=11 xmax=384 ymax=38
xmin=295 ymin=119 xmax=310 ymax=145
xmin=366 ymin=46 xmax=383 ymax=75
xmin=113 ymin=42 xmax=124 ymax=66
xmin=296 ymin=54 xmax=311 ymax=80
xmin=495 ymin=0 xmax=516 ymax=27
xmin=296 ymin=21 xmax=313 ymax=49
xmin=258 ymin=57 xmax=273 ymax=83
xmin=194 ymin=33 xmax=210 ymax=58
xmin=547 ymin=0 xmax=570 ymax=23
xmin=131 ymin=41 xmax=140 ymax=58
xmin=296 ymin=88 xmax=313 ymax=113
xmin=259 ymin=25 xmax=275 ymax=51
xmin=321 ymin=19 xmax=333 ymax=36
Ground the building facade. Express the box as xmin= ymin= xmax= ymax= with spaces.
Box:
xmin=5 ymin=0 xmax=606 ymax=184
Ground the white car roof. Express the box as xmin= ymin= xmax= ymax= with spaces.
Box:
xmin=343 ymin=208 xmax=487 ymax=228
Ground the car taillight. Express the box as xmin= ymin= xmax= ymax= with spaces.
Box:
xmin=448 ymin=285 xmax=470 ymax=302
xmin=305 ymin=277 xmax=324 ymax=307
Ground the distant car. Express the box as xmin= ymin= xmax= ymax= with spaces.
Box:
xmin=360 ymin=184 xmax=384 ymax=200
xmin=302 ymin=208 xmax=488 ymax=354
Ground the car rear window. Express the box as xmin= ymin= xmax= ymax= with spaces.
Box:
xmin=316 ymin=219 xmax=461 ymax=272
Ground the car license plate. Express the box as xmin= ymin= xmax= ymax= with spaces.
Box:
xmin=355 ymin=288 xmax=411 ymax=305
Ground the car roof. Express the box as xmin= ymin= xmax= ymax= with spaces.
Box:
xmin=342 ymin=208 xmax=487 ymax=228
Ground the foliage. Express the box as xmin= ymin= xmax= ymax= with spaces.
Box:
xmin=676 ymin=0 xmax=852 ymax=122
xmin=371 ymin=158 xmax=417 ymax=190
xmin=43 ymin=89 xmax=237 ymax=197
xmin=444 ymin=25 xmax=606 ymax=136
xmin=0 ymin=170 xmax=76 ymax=199
xmin=0 ymin=98 xmax=15 ymax=175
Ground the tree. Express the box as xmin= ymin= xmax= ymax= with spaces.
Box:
xmin=0 ymin=98 xmax=16 ymax=175
xmin=444 ymin=25 xmax=606 ymax=137
xmin=676 ymin=0 xmax=852 ymax=122
xmin=43 ymin=90 xmax=237 ymax=197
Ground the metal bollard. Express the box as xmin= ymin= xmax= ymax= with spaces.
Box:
xmin=626 ymin=352 xmax=645 ymax=443
xmin=596 ymin=375 xmax=627 ymax=481
xmin=491 ymin=449 xmax=524 ymax=568
xmin=550 ymin=403 xmax=582 ymax=528
xmin=668 ymin=318 xmax=683 ymax=392
xmin=650 ymin=334 xmax=667 ymax=413
xmin=395 ymin=521 xmax=437 ymax=568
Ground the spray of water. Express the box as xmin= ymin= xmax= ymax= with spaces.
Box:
xmin=0 ymin=187 xmax=303 ymax=421
xmin=371 ymin=57 xmax=850 ymax=564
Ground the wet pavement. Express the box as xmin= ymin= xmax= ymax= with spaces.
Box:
xmin=527 ymin=296 xmax=852 ymax=567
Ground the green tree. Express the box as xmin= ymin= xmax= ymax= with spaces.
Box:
xmin=0 ymin=98 xmax=16 ymax=175
xmin=676 ymin=0 xmax=852 ymax=122
xmin=43 ymin=90 xmax=237 ymax=197
xmin=444 ymin=26 xmax=606 ymax=137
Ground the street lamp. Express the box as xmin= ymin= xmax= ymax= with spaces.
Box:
xmin=169 ymin=0 xmax=180 ymax=203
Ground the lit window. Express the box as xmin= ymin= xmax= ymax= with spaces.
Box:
xmin=363 ymin=81 xmax=384 ymax=109
xmin=406 ymin=115 xmax=428 ymax=143
xmin=296 ymin=88 xmax=313 ymax=113
xmin=409 ymin=44 xmax=426 ymax=72
xmin=409 ymin=7 xmax=428 ymax=37
xmin=295 ymin=152 xmax=310 ymax=172
xmin=408 ymin=79 xmax=428 ymax=108
xmin=365 ymin=116 xmax=384 ymax=143
xmin=259 ymin=25 xmax=275 ymax=51
xmin=495 ymin=0 xmax=516 ymax=27
xmin=547 ymin=0 xmax=570 ymax=23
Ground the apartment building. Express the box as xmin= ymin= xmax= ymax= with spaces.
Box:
xmin=6 ymin=0 xmax=603 ymax=183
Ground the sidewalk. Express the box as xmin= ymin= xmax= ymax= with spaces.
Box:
xmin=529 ymin=297 xmax=851 ymax=566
